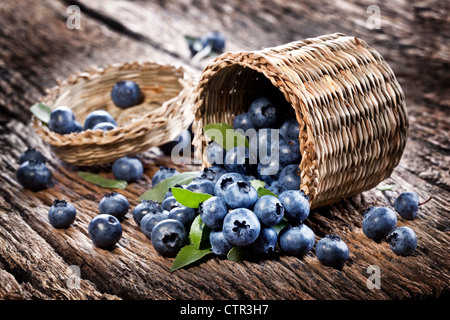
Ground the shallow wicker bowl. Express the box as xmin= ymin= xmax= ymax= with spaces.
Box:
xmin=193 ymin=33 xmax=409 ymax=209
xmin=33 ymin=61 xmax=195 ymax=166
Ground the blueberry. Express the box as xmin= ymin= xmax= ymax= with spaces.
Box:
xmin=214 ymin=172 xmax=245 ymax=198
xmin=194 ymin=166 xmax=227 ymax=184
xmin=224 ymin=146 xmax=251 ymax=174
xmin=278 ymin=190 xmax=310 ymax=224
xmin=394 ymin=191 xmax=420 ymax=220
xmin=111 ymin=80 xmax=143 ymax=109
xmin=152 ymin=166 xmax=180 ymax=186
xmin=248 ymin=97 xmax=280 ymax=129
xmin=151 ymin=219 xmax=188 ymax=257
xmin=92 ymin=122 xmax=117 ymax=131
xmin=224 ymin=181 xmax=258 ymax=209
xmin=199 ymin=196 xmax=228 ymax=229
xmin=159 ymin=129 xmax=192 ymax=156
xmin=164 ymin=184 xmax=185 ymax=199
xmin=73 ymin=121 xmax=83 ymax=133
xmin=279 ymin=118 xmax=300 ymax=140
xmin=387 ymin=226 xmax=417 ymax=256
xmin=209 ymin=230 xmax=233 ymax=255
xmin=279 ymin=223 xmax=315 ymax=256
xmin=254 ymin=195 xmax=285 ymax=226
xmin=206 ymin=141 xmax=226 ymax=166
xmin=88 ymin=214 xmax=123 ymax=249
xmin=267 ymin=182 xmax=288 ymax=196
xmin=362 ymin=207 xmax=397 ymax=240
xmin=233 ymin=112 xmax=255 ymax=132
xmin=248 ymin=226 xmax=278 ymax=255
xmin=83 ymin=110 xmax=117 ymax=130
xmin=278 ymin=164 xmax=301 ymax=190
xmin=98 ymin=192 xmax=129 ymax=221
xmin=257 ymin=156 xmax=283 ymax=184
xmin=132 ymin=199 xmax=163 ymax=226
xmin=278 ymin=138 xmax=301 ymax=165
xmin=16 ymin=160 xmax=51 ymax=191
xmin=112 ymin=156 xmax=143 ymax=183
xmin=222 ymin=208 xmax=261 ymax=246
xmin=202 ymin=30 xmax=226 ymax=53
xmin=48 ymin=106 xmax=78 ymax=134
xmin=161 ymin=196 xmax=182 ymax=211
xmin=253 ymin=128 xmax=279 ymax=158
xmin=186 ymin=180 xmax=215 ymax=195
xmin=168 ymin=206 xmax=197 ymax=227
xmin=140 ymin=210 xmax=170 ymax=239
xmin=19 ymin=147 xmax=45 ymax=164
xmin=48 ymin=199 xmax=77 ymax=228
xmin=315 ymin=234 xmax=350 ymax=268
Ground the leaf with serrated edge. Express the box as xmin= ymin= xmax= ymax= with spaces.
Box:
xmin=170 ymin=245 xmax=212 ymax=272
xmin=172 ymin=187 xmax=212 ymax=209
xmin=138 ymin=171 xmax=200 ymax=203
xmin=77 ymin=171 xmax=127 ymax=189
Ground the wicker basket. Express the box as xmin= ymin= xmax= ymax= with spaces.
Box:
xmin=193 ymin=33 xmax=409 ymax=209
xmin=33 ymin=61 xmax=195 ymax=166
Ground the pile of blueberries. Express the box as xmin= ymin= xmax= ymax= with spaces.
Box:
xmin=17 ymin=91 xmax=424 ymax=270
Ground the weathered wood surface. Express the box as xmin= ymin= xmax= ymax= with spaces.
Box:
xmin=0 ymin=0 xmax=449 ymax=300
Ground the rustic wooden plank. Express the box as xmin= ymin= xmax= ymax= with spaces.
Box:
xmin=0 ymin=0 xmax=448 ymax=300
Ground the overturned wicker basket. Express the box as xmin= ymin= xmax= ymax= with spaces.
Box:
xmin=193 ymin=33 xmax=409 ymax=209
xmin=33 ymin=61 xmax=195 ymax=166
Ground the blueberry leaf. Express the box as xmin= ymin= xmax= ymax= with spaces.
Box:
xmin=257 ymin=187 xmax=278 ymax=198
xmin=170 ymin=244 xmax=212 ymax=272
xmin=138 ymin=171 xmax=200 ymax=203
xmin=227 ymin=246 xmax=246 ymax=262
xmin=189 ymin=214 xmax=211 ymax=250
xmin=376 ymin=184 xmax=396 ymax=191
xmin=77 ymin=171 xmax=127 ymax=189
xmin=204 ymin=123 xmax=249 ymax=150
xmin=250 ymin=179 xmax=265 ymax=190
xmin=272 ymin=218 xmax=289 ymax=234
xmin=172 ymin=187 xmax=212 ymax=209
xmin=30 ymin=102 xmax=52 ymax=124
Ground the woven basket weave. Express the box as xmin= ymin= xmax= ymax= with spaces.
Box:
xmin=193 ymin=33 xmax=408 ymax=209
xmin=33 ymin=61 xmax=195 ymax=166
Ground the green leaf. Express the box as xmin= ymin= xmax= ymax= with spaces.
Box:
xmin=170 ymin=245 xmax=212 ymax=272
xmin=250 ymin=179 xmax=266 ymax=190
xmin=77 ymin=171 xmax=127 ymax=189
xmin=189 ymin=214 xmax=212 ymax=250
xmin=138 ymin=171 xmax=200 ymax=203
xmin=204 ymin=123 xmax=249 ymax=150
xmin=30 ymin=102 xmax=52 ymax=124
xmin=272 ymin=218 xmax=289 ymax=234
xmin=227 ymin=246 xmax=246 ymax=262
xmin=172 ymin=187 xmax=212 ymax=209
xmin=376 ymin=184 xmax=396 ymax=191
xmin=257 ymin=187 xmax=278 ymax=198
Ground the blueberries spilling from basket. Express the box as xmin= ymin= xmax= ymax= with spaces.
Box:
xmin=18 ymin=94 xmax=425 ymax=271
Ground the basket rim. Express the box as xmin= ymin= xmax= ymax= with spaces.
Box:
xmin=33 ymin=59 xmax=195 ymax=147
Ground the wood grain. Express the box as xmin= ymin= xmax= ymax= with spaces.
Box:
xmin=0 ymin=0 xmax=448 ymax=300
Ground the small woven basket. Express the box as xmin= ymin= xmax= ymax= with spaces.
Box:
xmin=33 ymin=61 xmax=195 ymax=166
xmin=193 ymin=33 xmax=409 ymax=209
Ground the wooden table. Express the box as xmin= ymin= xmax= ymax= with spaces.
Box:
xmin=0 ymin=0 xmax=448 ymax=300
